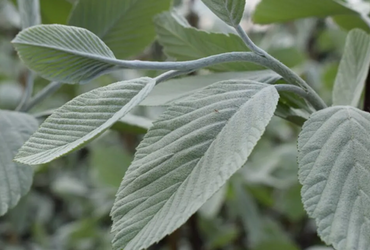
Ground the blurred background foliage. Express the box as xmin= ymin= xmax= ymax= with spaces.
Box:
xmin=0 ymin=0 xmax=368 ymax=249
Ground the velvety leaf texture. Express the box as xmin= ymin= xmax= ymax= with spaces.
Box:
xmin=111 ymin=80 xmax=279 ymax=250
xmin=68 ymin=0 xmax=171 ymax=59
xmin=15 ymin=78 xmax=155 ymax=165
xmin=0 ymin=110 xmax=38 ymax=216
xmin=154 ymin=12 xmax=262 ymax=72
xmin=333 ymin=29 xmax=370 ymax=107
xmin=298 ymin=106 xmax=370 ymax=250
xmin=201 ymin=0 xmax=245 ymax=26
xmin=12 ymin=24 xmax=117 ymax=84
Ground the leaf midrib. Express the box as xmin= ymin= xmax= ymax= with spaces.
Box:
xmin=16 ymin=79 xmax=154 ymax=165
xmin=224 ymin=0 xmax=234 ymax=25
xmin=123 ymin=85 xmax=272 ymax=249
xmin=13 ymin=41 xmax=119 ymax=66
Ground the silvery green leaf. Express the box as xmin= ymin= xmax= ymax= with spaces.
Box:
xmin=12 ymin=24 xmax=117 ymax=84
xmin=111 ymin=80 xmax=279 ymax=250
xmin=15 ymin=77 xmax=155 ymax=165
xmin=201 ymin=0 xmax=245 ymax=26
xmin=298 ymin=106 xmax=370 ymax=250
xmin=0 ymin=110 xmax=38 ymax=216
xmin=68 ymin=0 xmax=171 ymax=59
xmin=333 ymin=29 xmax=370 ymax=107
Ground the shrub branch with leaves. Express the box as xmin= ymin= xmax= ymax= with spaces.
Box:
xmin=2 ymin=0 xmax=370 ymax=250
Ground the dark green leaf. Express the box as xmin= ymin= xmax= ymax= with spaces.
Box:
xmin=12 ymin=0 xmax=72 ymax=24
xmin=154 ymin=12 xmax=262 ymax=72
xmin=68 ymin=0 xmax=171 ymax=59
xmin=333 ymin=15 xmax=370 ymax=33
xmin=253 ymin=0 xmax=357 ymax=24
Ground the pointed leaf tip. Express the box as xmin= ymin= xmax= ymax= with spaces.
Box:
xmin=15 ymin=77 xmax=155 ymax=165
xmin=111 ymin=80 xmax=279 ymax=250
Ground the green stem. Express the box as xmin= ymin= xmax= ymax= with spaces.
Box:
xmin=154 ymin=70 xmax=194 ymax=84
xmin=23 ymin=81 xmax=62 ymax=112
xmin=234 ymin=25 xmax=267 ymax=56
xmin=234 ymin=24 xmax=327 ymax=110
xmin=16 ymin=71 xmax=34 ymax=111
xmin=102 ymin=52 xmax=325 ymax=110
xmin=22 ymin=54 xmax=328 ymax=111
xmin=265 ymin=54 xmax=327 ymax=110
xmin=274 ymin=84 xmax=309 ymax=99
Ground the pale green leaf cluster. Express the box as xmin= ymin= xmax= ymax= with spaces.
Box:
xmin=0 ymin=110 xmax=38 ymax=216
xmin=111 ymin=81 xmax=279 ymax=250
xmin=6 ymin=0 xmax=370 ymax=249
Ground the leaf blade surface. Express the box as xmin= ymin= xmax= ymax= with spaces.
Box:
xmin=68 ymin=0 xmax=171 ymax=58
xmin=298 ymin=106 xmax=370 ymax=250
xmin=154 ymin=12 xmax=262 ymax=72
xmin=253 ymin=0 xmax=356 ymax=24
xmin=201 ymin=0 xmax=245 ymax=26
xmin=111 ymin=80 xmax=279 ymax=250
xmin=15 ymin=77 xmax=155 ymax=165
xmin=333 ymin=29 xmax=370 ymax=107
xmin=12 ymin=24 xmax=117 ymax=84
xmin=0 ymin=110 xmax=38 ymax=216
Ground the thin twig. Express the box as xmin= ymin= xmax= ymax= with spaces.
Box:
xmin=233 ymin=24 xmax=327 ymax=110
xmin=16 ymin=71 xmax=34 ymax=111
xmin=234 ymin=25 xmax=267 ymax=56
xmin=23 ymin=81 xmax=62 ymax=112
xmin=154 ymin=70 xmax=194 ymax=84
xmin=274 ymin=84 xmax=310 ymax=100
